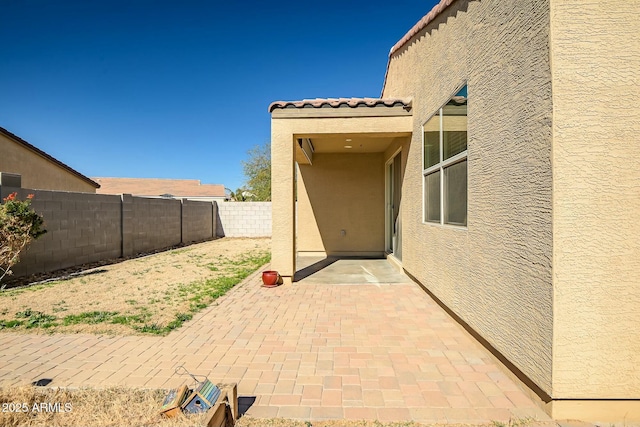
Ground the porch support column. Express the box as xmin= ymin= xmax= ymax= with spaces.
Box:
xmin=271 ymin=119 xmax=296 ymax=284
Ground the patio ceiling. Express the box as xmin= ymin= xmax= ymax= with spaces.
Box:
xmin=305 ymin=135 xmax=403 ymax=153
xmin=295 ymin=132 xmax=411 ymax=164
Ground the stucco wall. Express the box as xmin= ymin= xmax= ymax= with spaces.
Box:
xmin=270 ymin=115 xmax=412 ymax=280
xmin=0 ymin=133 xmax=96 ymax=193
xmin=383 ymin=0 xmax=554 ymax=395
xmin=550 ymin=0 xmax=640 ymax=399
xmin=297 ymin=153 xmax=385 ymax=256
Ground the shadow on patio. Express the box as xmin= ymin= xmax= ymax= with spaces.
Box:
xmin=295 ymin=256 xmax=411 ymax=284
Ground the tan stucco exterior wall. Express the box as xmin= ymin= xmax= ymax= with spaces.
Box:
xmin=297 ymin=153 xmax=385 ymax=256
xmin=271 ymin=115 xmax=412 ymax=281
xmin=0 ymin=133 xmax=96 ymax=193
xmin=550 ymin=0 xmax=640 ymax=399
xmin=383 ymin=0 xmax=555 ymax=395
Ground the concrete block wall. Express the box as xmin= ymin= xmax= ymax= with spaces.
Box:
xmin=182 ymin=199 xmax=215 ymax=244
xmin=129 ymin=196 xmax=182 ymax=255
xmin=0 ymin=185 xmax=220 ymax=278
xmin=216 ymin=202 xmax=272 ymax=237
xmin=1 ymin=187 xmax=122 ymax=277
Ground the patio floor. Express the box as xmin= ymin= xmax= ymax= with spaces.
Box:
xmin=0 ymin=261 xmax=554 ymax=424
xmin=295 ymin=255 xmax=410 ymax=284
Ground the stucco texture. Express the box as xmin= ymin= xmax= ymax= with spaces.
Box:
xmin=297 ymin=153 xmax=385 ymax=255
xmin=550 ymin=0 xmax=640 ymax=398
xmin=0 ymin=132 xmax=96 ymax=193
xmin=270 ymin=115 xmax=412 ymax=281
xmin=383 ymin=0 xmax=554 ymax=395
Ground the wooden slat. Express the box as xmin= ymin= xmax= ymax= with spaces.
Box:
xmin=204 ymin=402 xmax=227 ymax=427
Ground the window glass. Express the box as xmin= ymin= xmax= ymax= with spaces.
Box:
xmin=444 ymin=160 xmax=467 ymax=226
xmin=442 ymin=97 xmax=467 ymax=160
xmin=422 ymin=84 xmax=468 ymax=227
xmin=423 ymin=114 xmax=440 ymax=169
xmin=424 ymin=171 xmax=441 ymax=222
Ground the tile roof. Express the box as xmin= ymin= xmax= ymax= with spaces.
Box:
xmin=0 ymin=126 xmax=99 ymax=188
xmin=389 ymin=0 xmax=458 ymax=57
xmin=381 ymin=0 xmax=458 ymax=96
xmin=268 ymin=97 xmax=411 ymax=113
xmin=92 ymin=177 xmax=226 ymax=198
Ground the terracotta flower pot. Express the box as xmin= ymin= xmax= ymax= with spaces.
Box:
xmin=261 ymin=271 xmax=279 ymax=287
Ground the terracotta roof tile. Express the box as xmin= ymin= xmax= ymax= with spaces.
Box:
xmin=92 ymin=177 xmax=226 ymax=198
xmin=0 ymin=126 xmax=99 ymax=188
xmin=389 ymin=0 xmax=458 ymax=57
xmin=268 ymin=97 xmax=411 ymax=113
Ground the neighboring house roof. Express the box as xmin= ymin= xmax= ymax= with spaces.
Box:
xmin=268 ymin=97 xmax=412 ymax=112
xmin=92 ymin=177 xmax=226 ymax=198
xmin=0 ymin=126 xmax=100 ymax=188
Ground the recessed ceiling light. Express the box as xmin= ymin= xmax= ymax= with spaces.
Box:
xmin=344 ymin=145 xmax=352 ymax=149
xmin=345 ymin=138 xmax=352 ymax=142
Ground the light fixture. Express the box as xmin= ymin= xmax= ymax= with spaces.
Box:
xmin=344 ymin=145 xmax=352 ymax=149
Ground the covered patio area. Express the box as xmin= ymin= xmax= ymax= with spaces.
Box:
xmin=269 ymin=98 xmax=412 ymax=284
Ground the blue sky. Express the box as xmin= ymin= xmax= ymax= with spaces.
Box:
xmin=1 ymin=0 xmax=438 ymax=191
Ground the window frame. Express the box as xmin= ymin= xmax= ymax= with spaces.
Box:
xmin=422 ymin=84 xmax=468 ymax=228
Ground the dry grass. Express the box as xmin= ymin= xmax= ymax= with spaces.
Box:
xmin=0 ymin=387 xmax=547 ymax=427
xmin=236 ymin=419 xmax=433 ymax=427
xmin=0 ymin=238 xmax=270 ymax=335
xmin=234 ymin=417 xmax=544 ymax=427
xmin=0 ymin=385 xmax=209 ymax=427
xmin=0 ymin=385 xmax=543 ymax=427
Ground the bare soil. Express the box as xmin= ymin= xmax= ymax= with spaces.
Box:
xmin=0 ymin=237 xmax=270 ymax=335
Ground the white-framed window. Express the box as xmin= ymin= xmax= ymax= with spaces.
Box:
xmin=423 ymin=85 xmax=468 ymax=227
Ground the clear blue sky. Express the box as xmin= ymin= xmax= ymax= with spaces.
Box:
xmin=1 ymin=0 xmax=438 ymax=191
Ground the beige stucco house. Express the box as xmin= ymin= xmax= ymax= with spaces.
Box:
xmin=0 ymin=126 xmax=99 ymax=192
xmin=269 ymin=0 xmax=639 ymax=423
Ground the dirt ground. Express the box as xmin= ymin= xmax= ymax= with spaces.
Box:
xmin=0 ymin=237 xmax=270 ymax=335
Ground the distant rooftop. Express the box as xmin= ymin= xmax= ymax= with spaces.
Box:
xmin=92 ymin=177 xmax=225 ymax=198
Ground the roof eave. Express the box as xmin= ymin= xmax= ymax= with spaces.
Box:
xmin=0 ymin=126 xmax=100 ymax=189
xmin=269 ymin=98 xmax=412 ymax=115
xmin=381 ymin=0 xmax=459 ymax=96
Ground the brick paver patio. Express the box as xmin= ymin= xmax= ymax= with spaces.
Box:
xmin=0 ymin=267 xmax=553 ymax=424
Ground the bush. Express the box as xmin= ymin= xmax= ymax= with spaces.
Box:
xmin=0 ymin=192 xmax=46 ymax=284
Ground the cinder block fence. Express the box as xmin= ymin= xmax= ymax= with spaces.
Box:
xmin=0 ymin=183 xmax=271 ymax=278
xmin=216 ymin=202 xmax=272 ymax=237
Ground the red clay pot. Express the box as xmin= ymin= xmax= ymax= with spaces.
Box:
xmin=262 ymin=271 xmax=279 ymax=287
